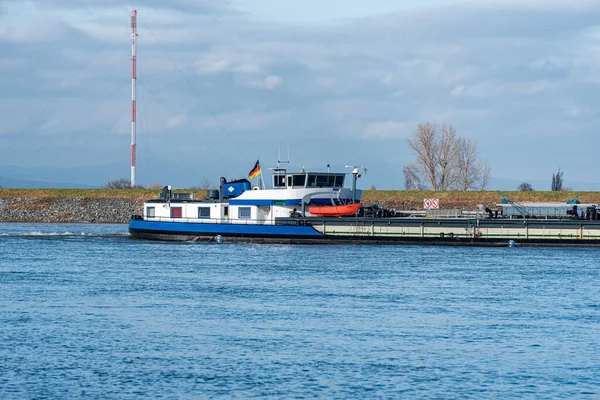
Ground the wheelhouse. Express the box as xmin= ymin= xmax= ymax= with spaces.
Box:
xmin=272 ymin=172 xmax=345 ymax=189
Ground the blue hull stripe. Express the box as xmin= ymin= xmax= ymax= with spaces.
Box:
xmin=129 ymin=219 xmax=324 ymax=237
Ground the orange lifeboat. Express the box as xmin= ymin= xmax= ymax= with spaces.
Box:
xmin=308 ymin=203 xmax=362 ymax=217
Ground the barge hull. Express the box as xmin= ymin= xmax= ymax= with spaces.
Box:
xmin=129 ymin=217 xmax=600 ymax=247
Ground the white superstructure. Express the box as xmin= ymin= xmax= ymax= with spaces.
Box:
xmin=142 ymin=168 xmax=364 ymax=225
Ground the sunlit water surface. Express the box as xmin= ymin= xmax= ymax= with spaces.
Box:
xmin=1 ymin=223 xmax=598 ymax=399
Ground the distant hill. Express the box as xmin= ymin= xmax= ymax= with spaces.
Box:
xmin=0 ymin=164 xmax=120 ymax=189
xmin=0 ymin=161 xmax=217 ymax=189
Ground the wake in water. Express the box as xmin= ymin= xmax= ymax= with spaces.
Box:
xmin=0 ymin=231 xmax=130 ymax=238
xmin=0 ymin=223 xmax=129 ymax=239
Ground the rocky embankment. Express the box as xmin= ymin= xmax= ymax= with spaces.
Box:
xmin=2 ymin=190 xmax=598 ymax=223
xmin=0 ymin=197 xmax=480 ymax=223
xmin=0 ymin=198 xmax=142 ymax=223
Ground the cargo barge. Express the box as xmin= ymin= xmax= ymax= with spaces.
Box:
xmin=129 ymin=163 xmax=600 ymax=247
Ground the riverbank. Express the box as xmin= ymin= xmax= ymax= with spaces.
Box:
xmin=0 ymin=198 xmax=139 ymax=223
xmin=0 ymin=189 xmax=599 ymax=223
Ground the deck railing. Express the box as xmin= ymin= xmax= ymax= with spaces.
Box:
xmin=146 ymin=216 xmax=274 ymax=225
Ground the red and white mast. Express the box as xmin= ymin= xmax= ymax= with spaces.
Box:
xmin=130 ymin=9 xmax=138 ymax=187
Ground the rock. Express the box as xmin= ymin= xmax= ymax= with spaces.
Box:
xmin=0 ymin=198 xmax=143 ymax=223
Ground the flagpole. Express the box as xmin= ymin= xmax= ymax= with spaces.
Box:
xmin=248 ymin=159 xmax=263 ymax=189
xmin=259 ymin=159 xmax=265 ymax=190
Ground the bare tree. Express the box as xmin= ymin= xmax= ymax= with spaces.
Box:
xmin=407 ymin=122 xmax=439 ymax=190
xmin=407 ymin=123 xmax=458 ymax=190
xmin=403 ymin=164 xmax=424 ymax=190
xmin=406 ymin=122 xmax=489 ymax=191
xmin=454 ymin=137 xmax=490 ymax=190
xmin=517 ymin=182 xmax=534 ymax=191
xmin=437 ymin=124 xmax=458 ymax=190
xmin=144 ymin=182 xmax=163 ymax=189
xmin=190 ymin=178 xmax=214 ymax=190
xmin=105 ymin=178 xmax=133 ymax=189
xmin=478 ymin=161 xmax=491 ymax=190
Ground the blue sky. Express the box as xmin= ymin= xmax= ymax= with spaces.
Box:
xmin=0 ymin=0 xmax=599 ymax=189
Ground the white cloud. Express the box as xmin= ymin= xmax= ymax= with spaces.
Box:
xmin=529 ymin=57 xmax=572 ymax=70
xmin=0 ymin=14 xmax=66 ymax=43
xmin=566 ymin=106 xmax=584 ymax=118
xmin=381 ymin=73 xmax=394 ymax=85
xmin=195 ymin=50 xmax=268 ymax=75
xmin=453 ymin=81 xmax=553 ymax=98
xmin=363 ymin=121 xmax=412 ymax=139
xmin=451 ymin=85 xmax=465 ymax=97
xmin=196 ymin=57 xmax=230 ymax=74
xmin=264 ymin=75 xmax=283 ymax=89
xmin=0 ymin=58 xmax=25 ymax=70
xmin=242 ymin=75 xmax=283 ymax=90
xmin=2 ymin=0 xmax=600 ymax=187
xmin=168 ymin=114 xmax=188 ymax=127
xmin=204 ymin=109 xmax=290 ymax=131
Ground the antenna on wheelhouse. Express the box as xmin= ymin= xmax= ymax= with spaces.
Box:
xmin=276 ymin=146 xmax=290 ymax=170
xmin=268 ymin=147 xmax=291 ymax=189
xmin=130 ymin=9 xmax=138 ymax=188
xmin=345 ymin=165 xmax=367 ymax=204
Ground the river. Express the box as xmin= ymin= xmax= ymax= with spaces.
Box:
xmin=1 ymin=223 xmax=598 ymax=398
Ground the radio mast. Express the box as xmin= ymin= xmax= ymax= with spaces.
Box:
xmin=130 ymin=9 xmax=138 ymax=187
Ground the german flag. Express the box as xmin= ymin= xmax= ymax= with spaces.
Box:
xmin=248 ymin=160 xmax=261 ymax=179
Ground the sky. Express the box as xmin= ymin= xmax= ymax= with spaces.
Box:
xmin=0 ymin=0 xmax=599 ymax=190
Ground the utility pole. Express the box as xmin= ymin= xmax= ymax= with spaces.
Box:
xmin=130 ymin=9 xmax=138 ymax=187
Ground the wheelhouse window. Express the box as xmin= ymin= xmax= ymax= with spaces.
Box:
xmin=273 ymin=174 xmax=286 ymax=188
xmin=171 ymin=207 xmax=182 ymax=218
xmin=224 ymin=206 xmax=229 ymax=217
xmin=307 ymin=173 xmax=342 ymax=188
xmin=238 ymin=207 xmax=251 ymax=219
xmin=292 ymin=174 xmax=306 ymax=187
xmin=146 ymin=207 xmax=155 ymax=218
xmin=198 ymin=207 xmax=211 ymax=219
xmin=316 ymin=175 xmax=334 ymax=188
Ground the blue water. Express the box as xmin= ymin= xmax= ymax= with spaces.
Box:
xmin=1 ymin=223 xmax=599 ymax=399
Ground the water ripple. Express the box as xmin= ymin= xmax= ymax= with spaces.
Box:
xmin=0 ymin=223 xmax=599 ymax=399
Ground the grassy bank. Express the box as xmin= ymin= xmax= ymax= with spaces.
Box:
xmin=1 ymin=188 xmax=599 ymax=205
xmin=361 ymin=190 xmax=600 ymax=204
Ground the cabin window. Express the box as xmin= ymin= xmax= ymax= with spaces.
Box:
xmin=307 ymin=174 xmax=317 ymax=187
xmin=171 ymin=207 xmax=182 ymax=218
xmin=273 ymin=174 xmax=286 ymax=188
xmin=334 ymin=175 xmax=344 ymax=188
xmin=238 ymin=207 xmax=251 ymax=219
xmin=292 ymin=174 xmax=306 ymax=187
xmin=146 ymin=207 xmax=155 ymax=218
xmin=287 ymin=176 xmax=292 ymax=187
xmin=198 ymin=207 xmax=211 ymax=219
xmin=316 ymin=175 xmax=334 ymax=188
xmin=224 ymin=206 xmax=229 ymax=217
